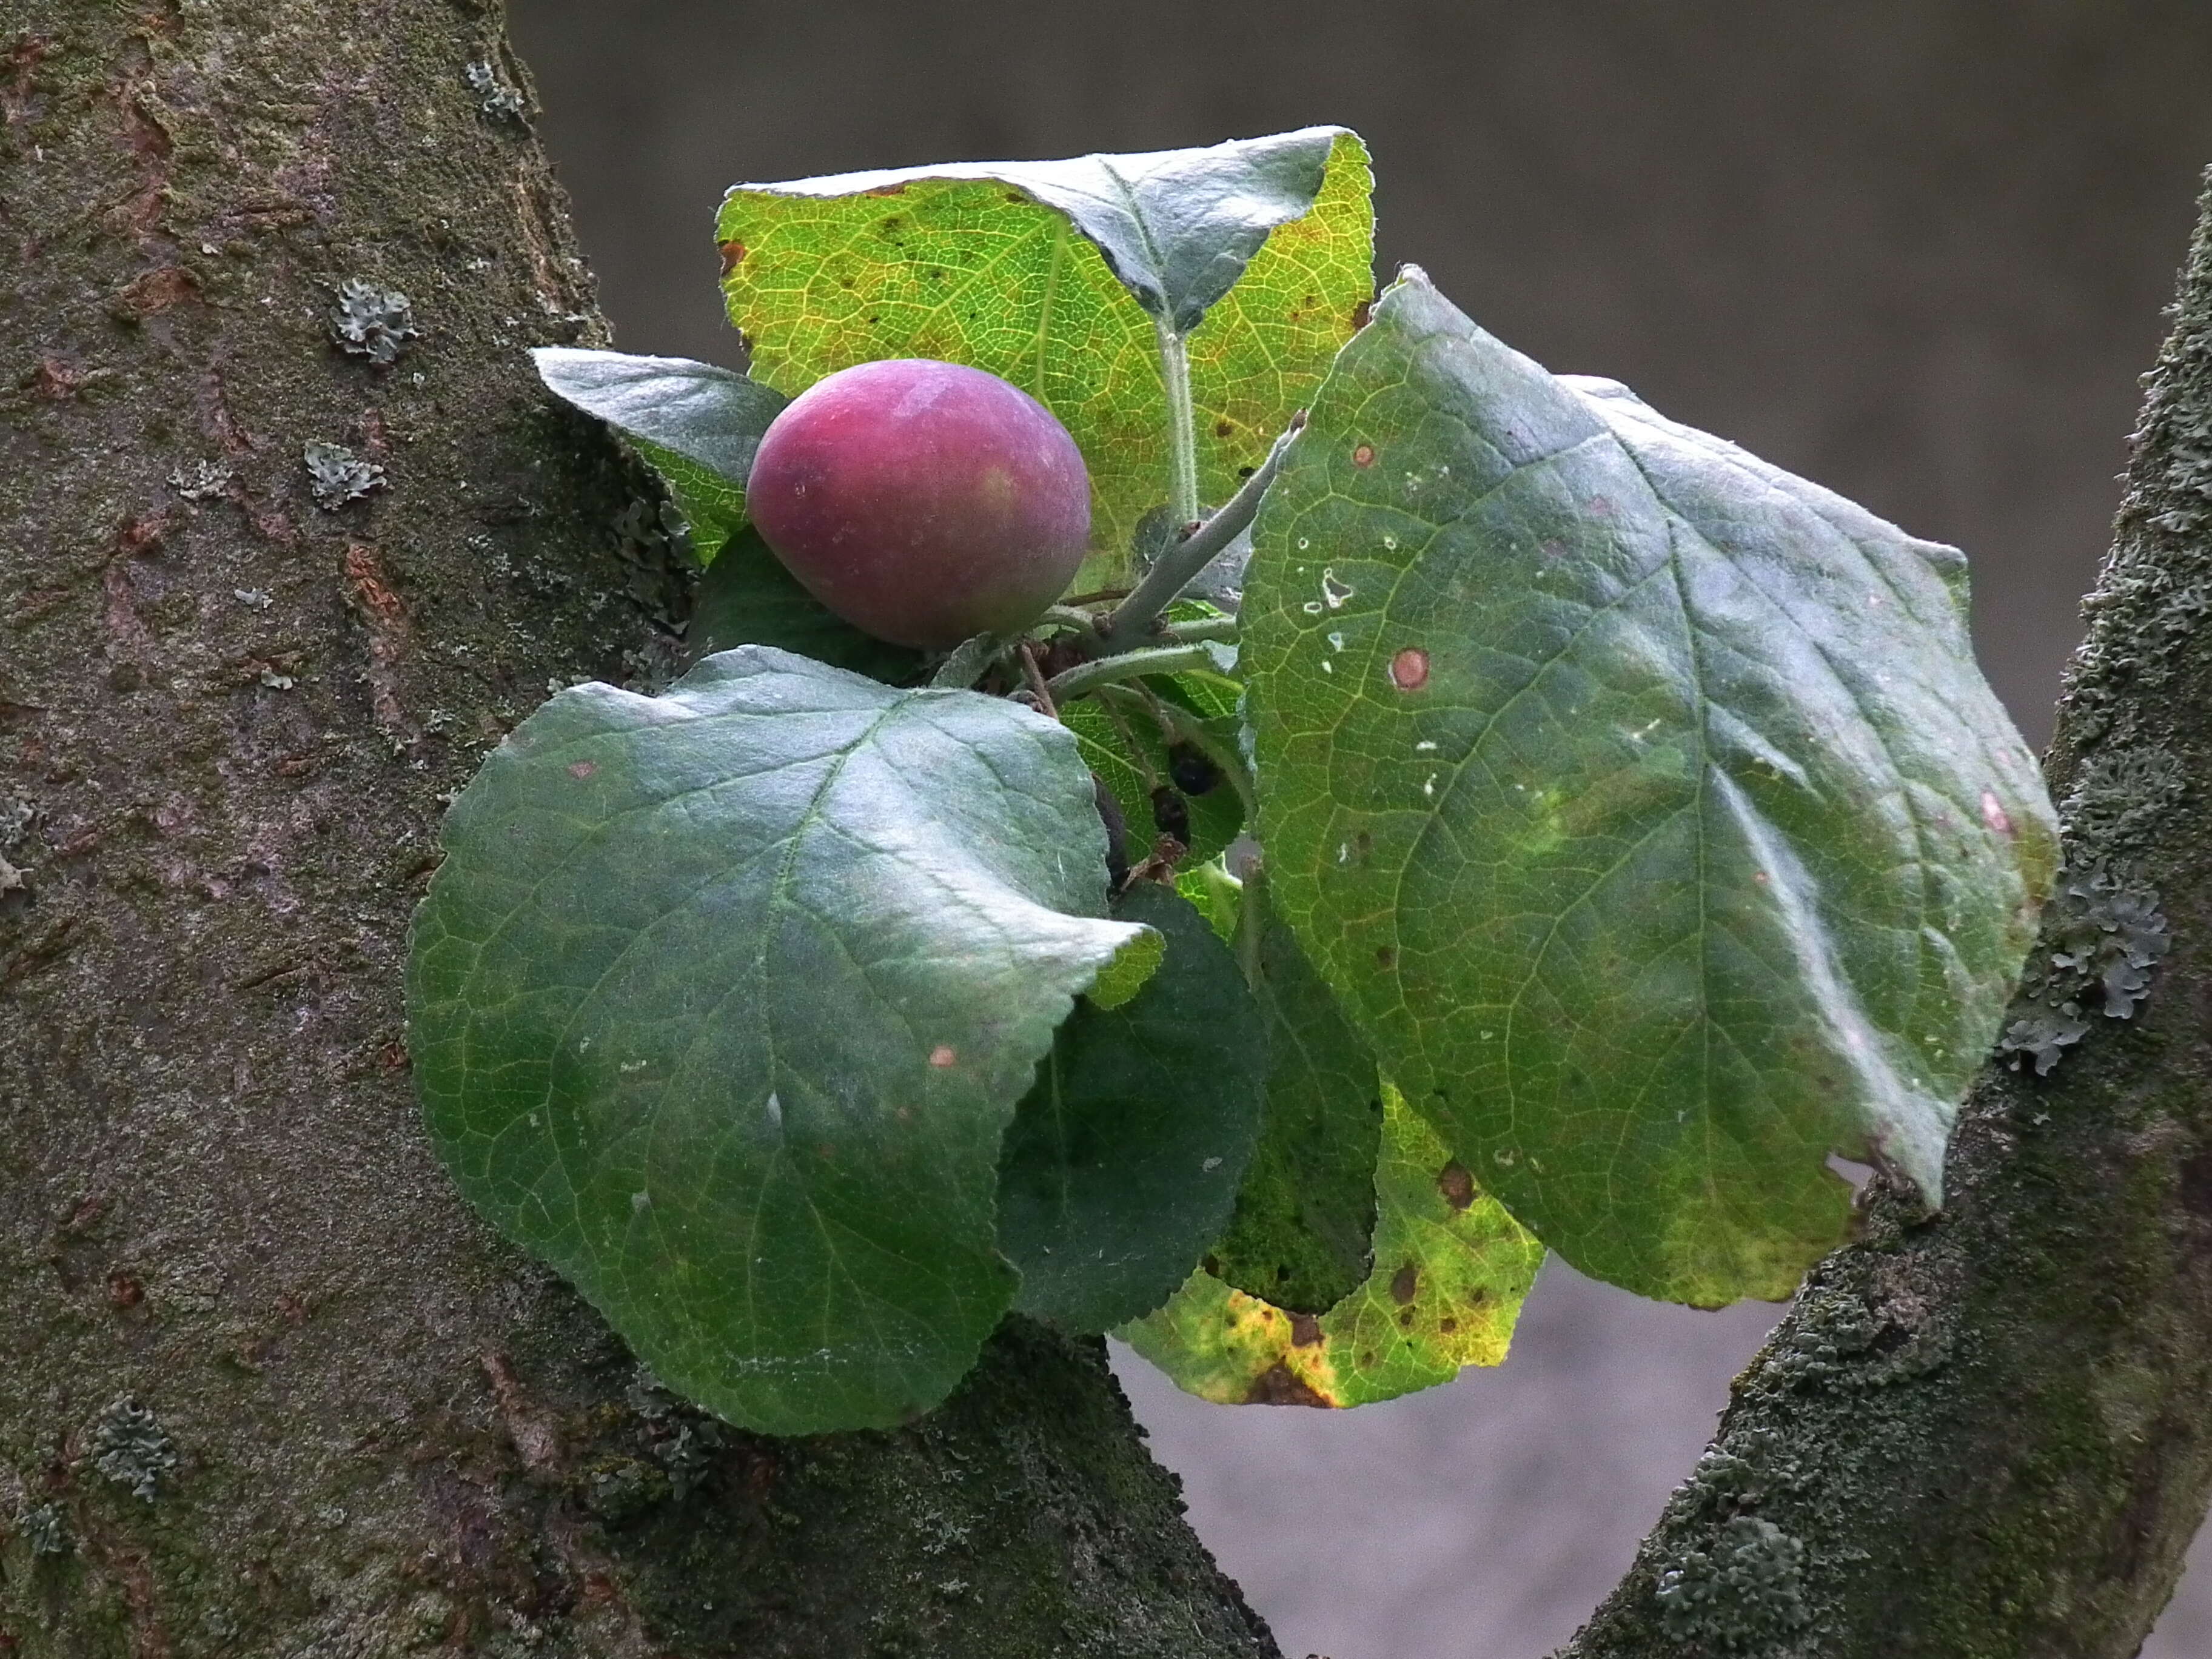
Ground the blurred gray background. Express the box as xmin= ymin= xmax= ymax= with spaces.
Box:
xmin=507 ymin=3 xmax=2212 ymax=1652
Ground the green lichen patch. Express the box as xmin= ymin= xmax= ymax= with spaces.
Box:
xmin=91 ymin=1398 xmax=176 ymax=1502
xmin=19 ymin=1500 xmax=69 ymax=1557
xmin=1653 ymin=1516 xmax=1812 ymax=1650
xmin=330 ymin=278 xmax=418 ymax=365
xmin=1998 ymin=859 xmax=2170 ymax=1074
xmin=304 ymin=440 xmax=386 ymax=509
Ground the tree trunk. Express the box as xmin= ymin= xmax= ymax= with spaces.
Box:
xmin=1561 ymin=173 xmax=2212 ymax=1659
xmin=0 ymin=5 xmax=1273 ymax=1655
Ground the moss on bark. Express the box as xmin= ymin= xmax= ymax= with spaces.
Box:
xmin=0 ymin=6 xmax=1273 ymax=1655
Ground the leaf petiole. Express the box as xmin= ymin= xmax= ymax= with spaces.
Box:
xmin=1044 ymin=642 xmax=1235 ymax=705
xmin=1156 ymin=318 xmax=1201 ymax=528
xmin=1159 ymin=613 xmax=1239 ymax=645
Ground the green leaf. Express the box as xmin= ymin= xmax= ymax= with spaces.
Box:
xmin=1242 ymin=269 xmax=2059 ymax=1306
xmin=1205 ymin=893 xmax=1383 ymax=1313
xmin=1084 ymin=923 xmax=1167 ymax=1012
xmin=1175 ymin=858 xmax=1245 ymax=944
xmin=406 ymin=646 xmax=1142 ymax=1435
xmin=997 ymin=883 xmax=1268 ymax=1332
xmin=532 ymin=349 xmax=788 ymax=566
xmin=1121 ymin=1084 xmax=1544 ymax=1407
xmin=689 ymin=525 xmax=922 ymax=683
xmin=717 ymin=131 xmax=1374 ymax=578
xmin=632 ymin=441 xmax=745 ymax=567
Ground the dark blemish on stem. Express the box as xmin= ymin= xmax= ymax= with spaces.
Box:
xmin=1150 ymin=786 xmax=1190 ymax=845
xmin=1167 ymin=744 xmax=1219 ymax=797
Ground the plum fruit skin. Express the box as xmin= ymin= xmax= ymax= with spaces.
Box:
xmin=746 ymin=359 xmax=1092 ymax=651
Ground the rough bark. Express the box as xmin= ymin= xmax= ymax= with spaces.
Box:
xmin=0 ymin=5 xmax=1274 ymax=1655
xmin=1561 ymin=173 xmax=2212 ymax=1659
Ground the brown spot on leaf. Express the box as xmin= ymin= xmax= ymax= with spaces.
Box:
xmin=1289 ymin=1312 xmax=1323 ymax=1347
xmin=1214 ymin=420 xmax=1235 ymax=438
xmin=567 ymin=761 xmax=597 ymax=780
xmin=866 ymin=182 xmax=908 ymax=196
xmin=1244 ymin=1362 xmax=1334 ymax=1407
xmin=1436 ymin=1162 xmax=1475 ymax=1210
xmin=1352 ymin=299 xmax=1373 ymax=331
xmin=928 ymin=1044 xmax=957 ymax=1069
xmin=107 ymin=1271 xmax=143 ymax=1309
xmin=718 ymin=240 xmax=748 ymax=276
xmin=1375 ymin=945 xmax=1396 ymax=969
xmin=1390 ymin=1262 xmax=1418 ymax=1305
xmin=1352 ymin=443 xmax=1376 ymax=468
xmin=1389 ymin=648 xmax=1430 ymax=692
xmin=1438 ymin=1316 xmax=1458 ymax=1334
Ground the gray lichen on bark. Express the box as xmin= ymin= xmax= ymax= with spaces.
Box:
xmin=0 ymin=5 xmax=1273 ymax=1655
xmin=1560 ymin=171 xmax=2212 ymax=1659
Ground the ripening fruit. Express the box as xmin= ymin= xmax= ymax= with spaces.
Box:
xmin=746 ymin=358 xmax=1092 ymax=651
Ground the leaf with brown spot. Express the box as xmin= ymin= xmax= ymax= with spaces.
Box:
xmin=1121 ymin=1084 xmax=1542 ymax=1408
xmin=716 ymin=130 xmax=1373 ymax=586
xmin=1243 ymin=267 xmax=2057 ymax=1306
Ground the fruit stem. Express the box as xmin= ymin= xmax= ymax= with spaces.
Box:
xmin=1099 ymin=414 xmax=1303 ymax=653
xmin=1156 ymin=319 xmax=1201 ymax=529
xmin=1016 ymin=642 xmax=1060 ymax=720
xmin=1044 ymin=642 xmax=1232 ymax=705
xmin=1037 ymin=605 xmax=1108 ymax=637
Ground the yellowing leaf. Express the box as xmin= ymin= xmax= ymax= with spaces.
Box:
xmin=716 ymin=132 xmax=1374 ymax=585
xmin=1119 ymin=1083 xmax=1544 ymax=1407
